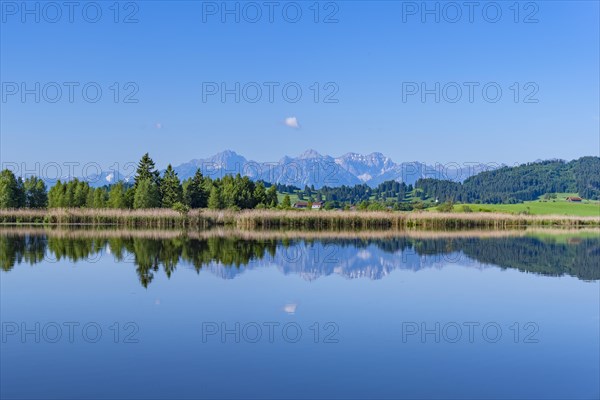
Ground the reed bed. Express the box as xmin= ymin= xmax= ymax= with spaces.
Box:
xmin=233 ymin=209 xmax=600 ymax=229
xmin=0 ymin=208 xmax=598 ymax=230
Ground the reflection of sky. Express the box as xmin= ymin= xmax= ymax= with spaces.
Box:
xmin=1 ymin=244 xmax=599 ymax=399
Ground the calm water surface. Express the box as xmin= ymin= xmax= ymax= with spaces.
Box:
xmin=1 ymin=229 xmax=599 ymax=399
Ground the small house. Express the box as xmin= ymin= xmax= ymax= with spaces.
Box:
xmin=566 ymin=196 xmax=583 ymax=202
xmin=293 ymin=201 xmax=308 ymax=209
xmin=312 ymin=201 xmax=324 ymax=209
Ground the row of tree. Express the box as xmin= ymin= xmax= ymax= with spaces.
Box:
xmin=1 ymin=155 xmax=598 ymax=210
xmin=42 ymin=153 xmax=279 ymax=210
xmin=415 ymin=157 xmax=600 ymax=203
xmin=0 ymin=171 xmax=47 ymax=208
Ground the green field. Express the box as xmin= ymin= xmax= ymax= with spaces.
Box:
xmin=447 ymin=194 xmax=600 ymax=217
xmin=278 ymin=189 xmax=600 ymax=216
xmin=276 ymin=192 xmax=300 ymax=204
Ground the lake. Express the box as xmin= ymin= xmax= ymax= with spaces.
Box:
xmin=1 ymin=228 xmax=599 ymax=399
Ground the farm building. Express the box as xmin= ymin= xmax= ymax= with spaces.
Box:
xmin=293 ymin=201 xmax=308 ymax=209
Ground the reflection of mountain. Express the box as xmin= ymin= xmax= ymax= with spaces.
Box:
xmin=1 ymin=233 xmax=598 ymax=286
xmin=270 ymin=242 xmax=462 ymax=281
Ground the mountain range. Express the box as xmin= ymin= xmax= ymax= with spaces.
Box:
xmin=79 ymin=150 xmax=496 ymax=188
xmin=165 ymin=150 xmax=493 ymax=188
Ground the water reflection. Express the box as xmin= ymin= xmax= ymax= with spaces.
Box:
xmin=1 ymin=229 xmax=599 ymax=286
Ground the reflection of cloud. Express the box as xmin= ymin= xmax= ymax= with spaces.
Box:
xmin=283 ymin=303 xmax=297 ymax=315
xmin=284 ymin=117 xmax=299 ymax=129
xmin=155 ymin=122 xmax=163 ymax=129
xmin=357 ymin=250 xmax=371 ymax=260
xmin=155 ymin=299 xmax=161 ymax=305
xmin=106 ymin=173 xmax=114 ymax=183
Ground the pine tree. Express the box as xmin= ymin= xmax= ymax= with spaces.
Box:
xmin=282 ymin=194 xmax=291 ymax=209
xmin=108 ymin=182 xmax=127 ymax=208
xmin=184 ymin=169 xmax=208 ymax=208
xmin=48 ymin=181 xmax=64 ymax=208
xmin=134 ymin=153 xmax=160 ymax=188
xmin=93 ymin=188 xmax=107 ymax=208
xmin=125 ymin=187 xmax=135 ymax=209
xmin=0 ymin=169 xmax=22 ymax=208
xmin=15 ymin=177 xmax=26 ymax=208
xmin=253 ymin=181 xmax=267 ymax=206
xmin=266 ymin=185 xmax=278 ymax=208
xmin=160 ymin=164 xmax=183 ymax=208
xmin=24 ymin=176 xmax=47 ymax=208
xmin=134 ymin=178 xmax=161 ymax=209
xmin=73 ymin=180 xmax=89 ymax=207
xmin=220 ymin=175 xmax=237 ymax=208
xmin=86 ymin=187 xmax=95 ymax=208
xmin=208 ymin=186 xmax=224 ymax=209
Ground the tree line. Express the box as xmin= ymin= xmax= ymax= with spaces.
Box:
xmin=1 ymin=154 xmax=279 ymax=210
xmin=1 ymin=155 xmax=598 ymax=210
xmin=0 ymin=171 xmax=47 ymax=208
xmin=415 ymin=157 xmax=600 ymax=203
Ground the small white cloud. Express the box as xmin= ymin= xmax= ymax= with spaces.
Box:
xmin=155 ymin=122 xmax=163 ymax=129
xmin=283 ymin=303 xmax=297 ymax=315
xmin=284 ymin=117 xmax=299 ymax=129
xmin=106 ymin=173 xmax=114 ymax=183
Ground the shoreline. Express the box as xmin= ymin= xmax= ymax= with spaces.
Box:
xmin=2 ymin=226 xmax=599 ymax=240
xmin=1 ymin=208 xmax=599 ymax=229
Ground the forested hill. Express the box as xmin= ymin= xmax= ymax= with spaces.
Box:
xmin=416 ymin=156 xmax=600 ymax=203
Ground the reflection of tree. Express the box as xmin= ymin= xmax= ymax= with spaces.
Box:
xmin=1 ymin=235 xmax=47 ymax=271
xmin=131 ymin=238 xmax=161 ymax=288
xmin=1 ymin=235 xmax=24 ymax=271
xmin=1 ymin=232 xmax=598 ymax=285
xmin=47 ymin=237 xmax=106 ymax=262
xmin=459 ymin=237 xmax=600 ymax=281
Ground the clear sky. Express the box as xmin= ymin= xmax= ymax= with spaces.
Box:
xmin=1 ymin=0 xmax=599 ymax=171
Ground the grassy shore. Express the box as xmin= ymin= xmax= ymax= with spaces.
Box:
xmin=448 ymin=200 xmax=600 ymax=217
xmin=1 ymin=208 xmax=599 ymax=229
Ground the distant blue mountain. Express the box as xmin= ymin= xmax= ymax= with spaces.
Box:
xmin=53 ymin=150 xmax=495 ymax=188
xmin=168 ymin=149 xmax=494 ymax=188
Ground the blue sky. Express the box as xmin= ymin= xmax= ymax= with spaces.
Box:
xmin=1 ymin=0 xmax=599 ymax=170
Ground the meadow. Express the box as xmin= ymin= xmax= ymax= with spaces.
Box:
xmin=448 ymin=194 xmax=600 ymax=217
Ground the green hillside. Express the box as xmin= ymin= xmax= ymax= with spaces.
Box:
xmin=416 ymin=156 xmax=600 ymax=204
